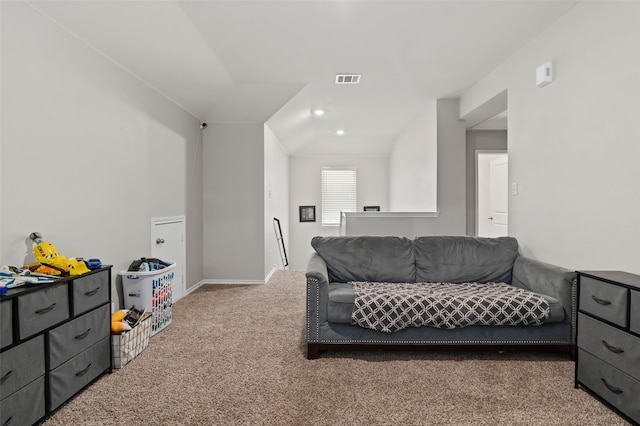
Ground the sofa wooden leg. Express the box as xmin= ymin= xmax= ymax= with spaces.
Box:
xmin=307 ymin=343 xmax=320 ymax=359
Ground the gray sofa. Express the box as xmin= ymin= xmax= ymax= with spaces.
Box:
xmin=306 ymin=235 xmax=576 ymax=359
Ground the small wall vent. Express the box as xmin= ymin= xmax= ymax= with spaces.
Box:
xmin=335 ymin=74 xmax=361 ymax=84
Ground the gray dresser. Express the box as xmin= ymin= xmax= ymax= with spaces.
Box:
xmin=575 ymin=271 xmax=640 ymax=425
xmin=0 ymin=267 xmax=111 ymax=425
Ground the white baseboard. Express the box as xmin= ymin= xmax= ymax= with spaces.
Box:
xmin=183 ymin=268 xmax=278 ymax=290
xmin=202 ymin=280 xmax=263 ymax=285
xmin=202 ymin=267 xmax=278 ymax=286
xmin=264 ymin=267 xmax=276 ymax=283
xmin=184 ymin=280 xmax=205 ymax=296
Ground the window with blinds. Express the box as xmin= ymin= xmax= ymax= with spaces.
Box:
xmin=321 ymin=168 xmax=357 ymax=226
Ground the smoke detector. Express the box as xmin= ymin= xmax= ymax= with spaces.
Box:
xmin=335 ymin=74 xmax=361 ymax=84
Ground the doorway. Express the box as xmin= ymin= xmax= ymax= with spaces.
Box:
xmin=477 ymin=152 xmax=508 ymax=237
xmin=461 ymin=89 xmax=508 ymax=236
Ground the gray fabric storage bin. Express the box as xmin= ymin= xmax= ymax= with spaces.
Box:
xmin=578 ymin=349 xmax=640 ymax=423
xmin=0 ymin=299 xmax=12 ymax=349
xmin=48 ymin=304 xmax=110 ymax=370
xmin=0 ymin=334 xmax=44 ymax=398
xmin=0 ymin=376 xmax=45 ymax=426
xmin=18 ymin=283 xmax=69 ymax=339
xmin=48 ymin=336 xmax=110 ymax=411
xmin=579 ymin=276 xmax=627 ymax=327
xmin=631 ymin=290 xmax=640 ymax=335
xmin=577 ymin=313 xmax=640 ymax=378
xmin=72 ymin=270 xmax=110 ymax=315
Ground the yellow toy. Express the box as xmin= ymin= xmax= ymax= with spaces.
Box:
xmin=111 ymin=310 xmax=132 ymax=333
xmin=111 ymin=307 xmax=146 ymax=333
xmin=29 ymin=232 xmax=90 ymax=276
xmin=112 ymin=310 xmax=126 ymax=322
xmin=24 ymin=263 xmax=62 ymax=276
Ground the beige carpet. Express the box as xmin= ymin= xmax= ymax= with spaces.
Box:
xmin=45 ymin=270 xmax=628 ymax=425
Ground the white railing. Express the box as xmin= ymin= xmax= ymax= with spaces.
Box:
xmin=340 ymin=211 xmax=440 ymax=237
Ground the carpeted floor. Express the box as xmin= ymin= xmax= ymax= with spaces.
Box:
xmin=44 ymin=270 xmax=628 ymax=425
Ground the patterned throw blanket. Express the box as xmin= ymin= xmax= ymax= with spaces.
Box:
xmin=351 ymin=281 xmax=550 ymax=333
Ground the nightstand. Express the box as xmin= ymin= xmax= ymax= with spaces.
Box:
xmin=575 ymin=271 xmax=640 ymax=425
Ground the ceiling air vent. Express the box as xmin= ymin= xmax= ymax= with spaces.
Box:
xmin=335 ymin=74 xmax=361 ymax=85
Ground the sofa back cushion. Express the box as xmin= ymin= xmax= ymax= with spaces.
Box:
xmin=414 ymin=236 xmax=518 ymax=283
xmin=311 ymin=236 xmax=416 ymax=283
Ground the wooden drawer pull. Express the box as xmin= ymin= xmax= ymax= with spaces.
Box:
xmin=591 ymin=295 xmax=611 ymax=306
xmin=75 ymin=363 xmax=92 ymax=377
xmin=75 ymin=328 xmax=92 ymax=340
xmin=602 ymin=340 xmax=624 ymax=354
xmin=0 ymin=369 xmax=13 ymax=384
xmin=84 ymin=287 xmax=100 ymax=297
xmin=35 ymin=303 xmax=56 ymax=314
xmin=601 ymin=378 xmax=623 ymax=394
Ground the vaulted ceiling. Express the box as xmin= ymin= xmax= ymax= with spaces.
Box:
xmin=29 ymin=0 xmax=577 ymax=156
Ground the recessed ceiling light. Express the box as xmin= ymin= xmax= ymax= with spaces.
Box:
xmin=313 ymin=109 xmax=325 ymax=116
xmin=336 ymin=129 xmax=345 ymax=136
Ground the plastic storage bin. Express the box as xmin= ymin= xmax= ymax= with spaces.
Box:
xmin=120 ymin=262 xmax=175 ymax=336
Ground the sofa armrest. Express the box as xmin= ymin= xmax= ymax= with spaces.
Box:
xmin=306 ymin=252 xmax=329 ymax=285
xmin=512 ymin=256 xmax=576 ymax=327
xmin=306 ymin=253 xmax=330 ymax=343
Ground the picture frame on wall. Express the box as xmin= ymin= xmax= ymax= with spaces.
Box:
xmin=299 ymin=205 xmax=316 ymax=222
xmin=364 ymin=206 xmax=380 ymax=212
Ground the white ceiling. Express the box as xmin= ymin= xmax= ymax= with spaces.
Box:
xmin=29 ymin=0 xmax=578 ymax=156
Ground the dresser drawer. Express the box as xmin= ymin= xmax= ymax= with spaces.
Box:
xmin=49 ymin=336 xmax=110 ymax=411
xmin=49 ymin=303 xmax=110 ymax=370
xmin=578 ymin=313 xmax=640 ymax=378
xmin=72 ymin=270 xmax=109 ymax=316
xmin=578 ymin=349 xmax=640 ymax=423
xmin=0 ymin=299 xmax=12 ymax=349
xmin=18 ymin=283 xmax=69 ymax=339
xmin=0 ymin=334 xmax=44 ymax=399
xmin=631 ymin=290 xmax=640 ymax=335
xmin=0 ymin=375 xmax=45 ymax=426
xmin=579 ymin=276 xmax=627 ymax=327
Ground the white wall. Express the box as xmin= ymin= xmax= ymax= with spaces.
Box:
xmin=1 ymin=2 xmax=203 ymax=304
xmin=264 ymin=125 xmax=289 ymax=276
xmin=288 ymin=155 xmax=389 ymax=269
xmin=389 ymin=102 xmax=438 ymax=212
xmin=433 ymin=99 xmax=467 ymax=235
xmin=202 ymin=123 xmax=265 ymax=281
xmin=203 ymin=123 xmax=288 ymax=282
xmin=387 ymin=99 xmax=465 ymax=236
xmin=460 ymin=1 xmax=640 ymax=273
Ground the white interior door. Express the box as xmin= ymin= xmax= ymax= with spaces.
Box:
xmin=488 ymin=157 xmax=508 ymax=237
xmin=151 ymin=217 xmax=185 ymax=302
xmin=477 ymin=153 xmax=508 ymax=237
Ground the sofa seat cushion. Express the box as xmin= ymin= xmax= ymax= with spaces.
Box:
xmin=311 ymin=236 xmax=415 ymax=283
xmin=327 ymin=282 xmax=565 ymax=325
xmin=414 ymin=236 xmax=518 ymax=284
xmin=327 ymin=283 xmax=357 ymax=324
